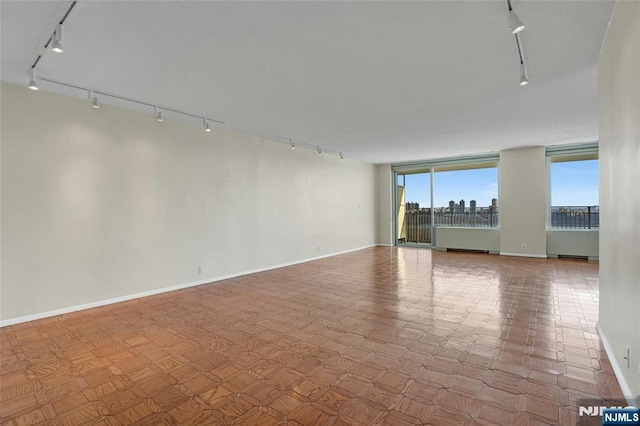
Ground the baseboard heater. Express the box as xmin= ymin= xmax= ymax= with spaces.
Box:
xmin=446 ymin=248 xmax=490 ymax=254
xmin=557 ymin=254 xmax=589 ymax=261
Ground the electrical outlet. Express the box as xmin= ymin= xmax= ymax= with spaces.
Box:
xmin=198 ymin=266 xmax=204 ymax=275
xmin=521 ymin=243 xmax=527 ymax=249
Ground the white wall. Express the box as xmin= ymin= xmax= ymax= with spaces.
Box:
xmin=499 ymin=147 xmax=547 ymax=257
xmin=375 ymin=164 xmax=393 ymax=245
xmin=547 ymin=230 xmax=598 ymax=259
xmin=435 ymin=228 xmax=500 ymax=253
xmin=0 ymin=82 xmax=376 ymax=322
xmin=598 ymin=0 xmax=640 ymax=405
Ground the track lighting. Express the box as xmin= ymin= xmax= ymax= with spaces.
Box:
xmin=519 ymin=63 xmax=528 ymax=86
xmin=88 ymin=90 xmax=100 ymax=109
xmin=508 ymin=11 xmax=525 ymax=34
xmin=25 ymin=73 xmax=225 ymax=129
xmin=51 ymin=24 xmax=64 ymax=53
xmin=280 ymin=135 xmax=341 ymax=158
xmin=506 ymin=0 xmax=525 ymax=34
xmin=28 ymin=68 xmax=39 ymax=90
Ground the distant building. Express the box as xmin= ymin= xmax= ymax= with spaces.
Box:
xmin=406 ymin=202 xmax=419 ymax=211
xmin=449 ymin=200 xmax=455 ymax=212
xmin=491 ymin=198 xmax=498 ymax=210
xmin=470 ymin=200 xmax=476 ymax=214
xmin=459 ymin=199 xmax=465 ymax=213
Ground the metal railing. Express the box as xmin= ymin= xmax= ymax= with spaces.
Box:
xmin=402 ymin=212 xmax=432 ymax=243
xmin=551 ymin=206 xmax=599 ymax=229
xmin=433 ymin=207 xmax=499 ymax=228
xmin=400 ymin=206 xmax=499 ymax=244
xmin=400 ymin=206 xmax=598 ymax=244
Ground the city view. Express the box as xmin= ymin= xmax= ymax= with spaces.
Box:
xmin=398 ymin=160 xmax=599 ymax=243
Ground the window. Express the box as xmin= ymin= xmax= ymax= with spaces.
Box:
xmin=548 ymin=147 xmax=599 ymax=229
xmin=394 ymin=157 xmax=499 ymax=248
xmin=433 ymin=164 xmax=499 ymax=227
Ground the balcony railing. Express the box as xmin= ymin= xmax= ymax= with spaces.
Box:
xmin=400 ymin=206 xmax=598 ymax=244
xmin=551 ymin=206 xmax=599 ymax=229
xmin=402 ymin=206 xmax=499 ymax=242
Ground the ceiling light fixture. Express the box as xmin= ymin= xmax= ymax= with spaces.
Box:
xmin=203 ymin=118 xmax=211 ymax=132
xmin=279 ymin=135 xmax=342 ymax=159
xmin=88 ymin=90 xmax=100 ymax=109
xmin=506 ymin=0 xmax=525 ymax=34
xmin=514 ymin=33 xmax=529 ymax=87
xmin=51 ymin=24 xmax=64 ymax=53
xmin=519 ymin=63 xmax=529 ymax=86
xmin=24 ymin=74 xmax=225 ymax=130
xmin=155 ymin=106 xmax=164 ymax=122
xmin=27 ymin=68 xmax=39 ymax=90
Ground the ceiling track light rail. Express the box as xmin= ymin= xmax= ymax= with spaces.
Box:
xmin=35 ymin=76 xmax=225 ymax=127
xmin=29 ymin=1 xmax=77 ymax=69
xmin=279 ymin=135 xmax=346 ymax=160
xmin=506 ymin=0 xmax=529 ymax=86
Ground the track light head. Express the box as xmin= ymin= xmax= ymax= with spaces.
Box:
xmin=51 ymin=40 xmax=63 ymax=53
xmin=290 ymin=139 xmax=295 ymax=149
xmin=88 ymin=90 xmax=100 ymax=108
xmin=519 ymin=63 xmax=528 ymax=86
xmin=340 ymin=152 xmax=344 ymax=160
xmin=317 ymin=146 xmax=322 ymax=156
xmin=155 ymin=107 xmax=164 ymax=122
xmin=205 ymin=122 xmax=211 ymax=132
xmin=508 ymin=11 xmax=525 ymax=34
xmin=51 ymin=24 xmax=64 ymax=53
xmin=28 ymin=68 xmax=39 ymax=90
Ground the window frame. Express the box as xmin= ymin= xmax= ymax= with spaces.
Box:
xmin=546 ymin=143 xmax=599 ymax=230
xmin=391 ymin=153 xmax=501 ymax=248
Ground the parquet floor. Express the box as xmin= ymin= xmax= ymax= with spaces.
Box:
xmin=0 ymin=247 xmax=624 ymax=425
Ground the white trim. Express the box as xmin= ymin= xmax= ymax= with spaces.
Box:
xmin=500 ymin=252 xmax=548 ymax=258
xmin=0 ymin=244 xmax=376 ymax=327
xmin=596 ymin=322 xmax=637 ymax=406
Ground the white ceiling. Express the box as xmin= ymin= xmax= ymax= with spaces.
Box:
xmin=1 ymin=1 xmax=615 ymax=164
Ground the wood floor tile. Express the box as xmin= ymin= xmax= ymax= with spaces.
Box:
xmin=0 ymin=247 xmax=626 ymax=424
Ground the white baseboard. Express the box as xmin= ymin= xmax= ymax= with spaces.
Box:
xmin=0 ymin=244 xmax=377 ymax=328
xmin=500 ymin=252 xmax=548 ymax=258
xmin=596 ymin=322 xmax=637 ymax=406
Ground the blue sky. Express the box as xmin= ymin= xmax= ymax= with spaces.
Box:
xmin=550 ymin=159 xmax=599 ymax=206
xmin=400 ymin=160 xmax=598 ymax=208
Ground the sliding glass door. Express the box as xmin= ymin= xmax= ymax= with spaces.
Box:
xmin=395 ymin=171 xmax=433 ymax=246
xmin=393 ymin=156 xmax=500 ymax=248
